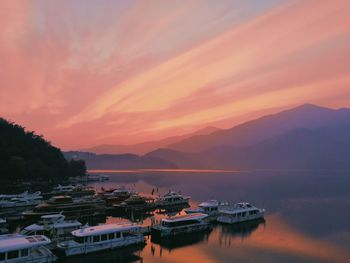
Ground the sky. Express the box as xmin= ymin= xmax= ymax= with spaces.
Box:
xmin=1 ymin=0 xmax=350 ymax=150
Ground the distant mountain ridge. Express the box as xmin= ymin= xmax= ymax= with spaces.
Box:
xmin=166 ymin=104 xmax=350 ymax=152
xmin=81 ymin=126 xmax=219 ymax=155
xmin=70 ymin=104 xmax=350 ymax=170
xmin=146 ymin=104 xmax=350 ymax=170
xmin=64 ymin=151 xmax=177 ymax=170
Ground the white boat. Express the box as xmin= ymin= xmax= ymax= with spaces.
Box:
xmin=151 ymin=213 xmax=211 ymax=237
xmin=52 ymin=185 xmax=75 ymax=194
xmin=217 ymin=202 xmax=265 ymax=224
xmin=0 ymin=191 xmax=41 ymax=200
xmin=155 ymin=191 xmax=190 ymax=207
xmin=21 ymin=214 xmax=82 ymax=242
xmin=0 ymin=193 xmax=43 ymax=208
xmin=57 ymin=222 xmax=145 ymax=256
xmin=0 ymin=234 xmax=57 ymax=262
xmin=185 ymin=200 xmax=221 ymax=216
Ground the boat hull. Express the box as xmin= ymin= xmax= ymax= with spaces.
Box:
xmin=151 ymin=221 xmax=211 ymax=237
xmin=217 ymin=211 xmax=264 ymax=224
xmin=57 ymin=236 xmax=145 ymax=257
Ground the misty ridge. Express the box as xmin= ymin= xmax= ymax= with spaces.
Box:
xmin=66 ymin=104 xmax=350 ymax=170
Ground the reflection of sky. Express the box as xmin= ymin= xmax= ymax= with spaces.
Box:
xmin=89 ymin=170 xmax=350 ymax=262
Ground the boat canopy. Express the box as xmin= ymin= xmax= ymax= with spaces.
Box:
xmin=162 ymin=213 xmax=208 ymax=223
xmin=0 ymin=235 xmax=51 ymax=252
xmin=72 ymin=223 xmax=141 ymax=237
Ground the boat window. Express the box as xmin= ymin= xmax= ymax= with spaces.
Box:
xmin=0 ymin=253 xmax=5 ymax=260
xmin=20 ymin=249 xmax=29 ymax=257
xmin=93 ymin=235 xmax=100 ymax=242
xmin=74 ymin=237 xmax=85 ymax=243
xmin=115 ymin=232 xmax=121 ymax=238
xmin=232 ymin=213 xmax=236 ymax=217
xmin=7 ymin=250 xmax=19 ymax=259
xmin=242 ymin=212 xmax=246 ymax=217
xmin=237 ymin=213 xmax=241 ymax=217
xmin=101 ymin=234 xmax=108 ymax=241
xmin=108 ymin=233 xmax=115 ymax=240
xmin=123 ymin=231 xmax=132 ymax=237
xmin=84 ymin=237 xmax=89 ymax=243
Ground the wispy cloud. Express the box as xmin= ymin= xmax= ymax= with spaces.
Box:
xmin=0 ymin=0 xmax=349 ymax=149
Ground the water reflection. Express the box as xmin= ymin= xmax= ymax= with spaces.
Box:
xmin=1 ymin=169 xmax=349 ymax=262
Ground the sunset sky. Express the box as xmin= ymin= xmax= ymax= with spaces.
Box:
xmin=1 ymin=0 xmax=350 ymax=150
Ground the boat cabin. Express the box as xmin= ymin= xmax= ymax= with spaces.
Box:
xmin=0 ymin=235 xmax=54 ymax=262
xmin=71 ymin=223 xmax=142 ymax=244
xmin=161 ymin=213 xmax=208 ymax=228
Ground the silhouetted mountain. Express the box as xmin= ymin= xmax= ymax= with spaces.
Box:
xmin=64 ymin=151 xmax=177 ymax=170
xmin=147 ymin=105 xmax=350 ymax=169
xmin=0 ymin=118 xmax=86 ymax=180
xmin=167 ymin=104 xmax=350 ymax=152
xmin=82 ymin=126 xmax=219 ymax=155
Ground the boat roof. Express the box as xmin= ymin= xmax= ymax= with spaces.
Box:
xmin=219 ymin=203 xmax=261 ymax=214
xmin=72 ymin=223 xmax=141 ymax=237
xmin=24 ymin=220 xmax=82 ymax=231
xmin=41 ymin=214 xmax=64 ymax=219
xmin=162 ymin=213 xmax=208 ymax=223
xmin=199 ymin=200 xmax=218 ymax=207
xmin=0 ymin=235 xmax=51 ymax=252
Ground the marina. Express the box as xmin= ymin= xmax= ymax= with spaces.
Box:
xmin=0 ymin=177 xmax=267 ymax=261
xmin=0 ymin=169 xmax=347 ymax=263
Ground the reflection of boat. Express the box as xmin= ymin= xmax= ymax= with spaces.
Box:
xmin=22 ymin=195 xmax=106 ymax=219
xmin=217 ymin=202 xmax=265 ymax=224
xmin=60 ymin=243 xmax=144 ymax=263
xmin=0 ymin=234 xmax=57 ymax=262
xmin=57 ymin=222 xmax=145 ymax=256
xmin=219 ymin=218 xmax=265 ymax=238
xmin=151 ymin=213 xmax=211 ymax=237
xmin=155 ymin=191 xmax=190 ymax=208
xmin=185 ymin=200 xmax=221 ymax=216
xmin=151 ymin=229 xmax=211 ymax=250
xmin=20 ymin=214 xmax=82 ymax=242
xmin=113 ymin=195 xmax=155 ymax=212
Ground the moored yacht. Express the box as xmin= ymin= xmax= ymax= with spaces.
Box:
xmin=22 ymin=195 xmax=106 ymax=219
xmin=185 ymin=200 xmax=220 ymax=216
xmin=217 ymin=202 xmax=265 ymax=224
xmin=56 ymin=222 xmax=145 ymax=256
xmin=0 ymin=191 xmax=41 ymax=200
xmin=0 ymin=191 xmax=43 ymax=209
xmin=101 ymin=186 xmax=136 ymax=206
xmin=151 ymin=213 xmax=211 ymax=237
xmin=155 ymin=191 xmax=190 ymax=208
xmin=21 ymin=214 xmax=82 ymax=242
xmin=44 ymin=185 xmax=95 ymax=198
xmin=0 ymin=234 xmax=57 ymax=262
xmin=113 ymin=194 xmax=155 ymax=212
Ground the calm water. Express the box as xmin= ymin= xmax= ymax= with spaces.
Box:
xmin=4 ymin=170 xmax=350 ymax=263
xmin=81 ymin=169 xmax=350 ymax=263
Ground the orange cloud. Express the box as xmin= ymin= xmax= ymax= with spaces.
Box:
xmin=0 ymin=0 xmax=350 ymax=149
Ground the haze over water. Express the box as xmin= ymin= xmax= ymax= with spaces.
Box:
xmin=84 ymin=169 xmax=350 ymax=263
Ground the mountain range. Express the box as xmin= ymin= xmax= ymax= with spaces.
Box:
xmin=66 ymin=104 xmax=350 ymax=170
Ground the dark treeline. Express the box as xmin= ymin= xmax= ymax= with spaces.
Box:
xmin=0 ymin=118 xmax=86 ymax=180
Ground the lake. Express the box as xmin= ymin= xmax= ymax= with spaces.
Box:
xmin=2 ymin=169 xmax=349 ymax=263
xmin=78 ymin=169 xmax=350 ymax=263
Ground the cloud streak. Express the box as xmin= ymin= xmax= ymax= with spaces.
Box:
xmin=0 ymin=0 xmax=349 ymax=149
